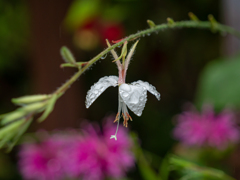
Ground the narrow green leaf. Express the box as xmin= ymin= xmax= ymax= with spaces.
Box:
xmin=158 ymin=155 xmax=170 ymax=180
xmin=20 ymin=102 xmax=46 ymax=113
xmin=124 ymin=40 xmax=139 ymax=68
xmin=38 ymin=94 xmax=58 ymax=122
xmin=60 ymin=63 xmax=76 ymax=68
xmin=112 ymin=41 xmax=128 ymax=63
xmin=12 ymin=94 xmax=50 ymax=105
xmin=6 ymin=118 xmax=33 ymax=152
xmin=138 ymin=156 xmax=160 ymax=180
xmin=122 ymin=41 xmax=128 ymax=59
xmin=0 ymin=119 xmax=25 ymax=139
xmin=1 ymin=111 xmax=26 ymax=125
xmin=170 ymin=155 xmax=236 ymax=180
xmin=60 ymin=46 xmax=76 ymax=64
xmin=1 ymin=102 xmax=45 ymax=125
xmin=0 ymin=134 xmax=13 ymax=149
xmin=0 ymin=112 xmax=12 ymax=120
xmin=60 ymin=62 xmax=88 ymax=68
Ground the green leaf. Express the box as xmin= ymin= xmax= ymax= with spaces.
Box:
xmin=1 ymin=111 xmax=25 ymax=125
xmin=196 ymin=55 xmax=240 ymax=111
xmin=0 ymin=118 xmax=32 ymax=151
xmin=138 ymin=157 xmax=160 ymax=180
xmin=0 ymin=119 xmax=25 ymax=139
xmin=1 ymin=102 xmax=45 ymax=125
xmin=169 ymin=155 xmax=235 ymax=180
xmin=12 ymin=94 xmax=50 ymax=105
xmin=38 ymin=94 xmax=58 ymax=122
xmin=20 ymin=102 xmax=46 ymax=113
xmin=60 ymin=46 xmax=76 ymax=64
xmin=6 ymin=118 xmax=33 ymax=152
xmin=158 ymin=155 xmax=170 ymax=180
xmin=60 ymin=62 xmax=88 ymax=68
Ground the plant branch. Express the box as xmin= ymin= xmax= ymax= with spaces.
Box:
xmin=1 ymin=18 xmax=240 ymax=150
xmin=55 ymin=20 xmax=240 ymax=95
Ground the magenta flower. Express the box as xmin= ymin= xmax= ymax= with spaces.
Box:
xmin=18 ymin=132 xmax=77 ymax=180
xmin=173 ymin=105 xmax=240 ymax=149
xmin=66 ymin=116 xmax=135 ymax=180
xmin=18 ymin=116 xmax=135 ymax=180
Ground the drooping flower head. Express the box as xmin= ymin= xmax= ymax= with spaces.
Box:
xmin=85 ymin=40 xmax=161 ymax=140
xmin=18 ymin=116 xmax=135 ymax=180
xmin=173 ymin=104 xmax=240 ymax=149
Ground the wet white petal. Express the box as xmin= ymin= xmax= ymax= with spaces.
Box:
xmin=131 ymin=80 xmax=161 ymax=100
xmin=85 ymin=76 xmax=118 ymax=108
xmin=119 ymin=83 xmax=147 ymax=116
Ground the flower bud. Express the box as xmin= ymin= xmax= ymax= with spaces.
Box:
xmin=21 ymin=102 xmax=46 ymax=113
xmin=147 ymin=20 xmax=156 ymax=28
xmin=188 ymin=12 xmax=199 ymax=21
xmin=60 ymin=46 xmax=76 ymax=65
xmin=1 ymin=111 xmax=26 ymax=125
xmin=12 ymin=95 xmax=50 ymax=105
xmin=167 ymin=18 xmax=175 ymax=25
xmin=0 ymin=119 xmax=25 ymax=139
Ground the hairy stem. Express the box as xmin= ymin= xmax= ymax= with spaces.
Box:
xmin=55 ymin=20 xmax=240 ymax=95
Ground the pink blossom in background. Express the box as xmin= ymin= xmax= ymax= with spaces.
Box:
xmin=173 ymin=105 xmax=240 ymax=149
xmin=18 ymin=116 xmax=135 ymax=180
xmin=18 ymin=131 xmax=80 ymax=180
xmin=19 ymin=143 xmax=59 ymax=180
xmin=66 ymin=116 xmax=135 ymax=180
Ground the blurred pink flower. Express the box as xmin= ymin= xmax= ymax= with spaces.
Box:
xmin=66 ymin=116 xmax=135 ymax=180
xmin=18 ymin=132 xmax=77 ymax=180
xmin=18 ymin=116 xmax=135 ymax=180
xmin=173 ymin=105 xmax=240 ymax=149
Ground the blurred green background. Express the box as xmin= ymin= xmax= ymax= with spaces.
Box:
xmin=0 ymin=0 xmax=240 ymax=179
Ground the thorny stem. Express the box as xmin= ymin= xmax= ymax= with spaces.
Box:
xmin=54 ymin=20 xmax=240 ymax=96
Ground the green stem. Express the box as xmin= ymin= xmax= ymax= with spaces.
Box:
xmin=54 ymin=20 xmax=240 ymax=95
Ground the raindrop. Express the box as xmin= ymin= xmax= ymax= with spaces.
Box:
xmin=101 ymin=53 xmax=108 ymax=59
xmin=122 ymin=92 xmax=128 ymax=97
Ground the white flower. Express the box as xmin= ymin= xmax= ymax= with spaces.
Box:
xmin=85 ymin=76 xmax=160 ymax=140
xmin=85 ymin=40 xmax=161 ymax=140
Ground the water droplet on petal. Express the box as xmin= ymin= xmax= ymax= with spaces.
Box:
xmin=120 ymin=84 xmax=131 ymax=92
